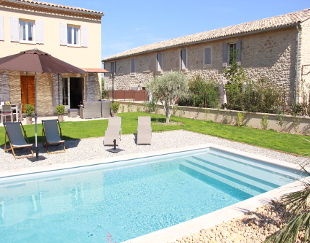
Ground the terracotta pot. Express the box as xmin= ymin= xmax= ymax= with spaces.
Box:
xmin=26 ymin=116 xmax=32 ymax=125
xmin=58 ymin=115 xmax=64 ymax=122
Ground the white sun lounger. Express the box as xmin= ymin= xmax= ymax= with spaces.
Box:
xmin=137 ymin=116 xmax=152 ymax=145
xmin=104 ymin=117 xmax=122 ymax=146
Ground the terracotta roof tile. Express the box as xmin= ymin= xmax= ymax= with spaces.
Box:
xmin=1 ymin=0 xmax=103 ymax=15
xmin=103 ymin=8 xmax=310 ymax=61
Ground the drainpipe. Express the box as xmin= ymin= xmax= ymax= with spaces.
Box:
xmin=295 ymin=22 xmax=301 ymax=104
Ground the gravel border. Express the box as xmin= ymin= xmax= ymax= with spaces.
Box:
xmin=1 ymin=130 xmax=307 ymax=172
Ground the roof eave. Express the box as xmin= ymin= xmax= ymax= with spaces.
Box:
xmin=1 ymin=0 xmax=104 ymax=19
xmin=102 ymin=22 xmax=299 ymax=62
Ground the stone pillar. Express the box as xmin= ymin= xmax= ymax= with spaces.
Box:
xmin=0 ymin=72 xmax=10 ymax=102
xmin=85 ymin=73 xmax=100 ymax=101
xmin=52 ymin=73 xmax=63 ymax=106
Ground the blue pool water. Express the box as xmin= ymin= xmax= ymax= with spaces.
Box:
xmin=0 ymin=148 xmax=306 ymax=242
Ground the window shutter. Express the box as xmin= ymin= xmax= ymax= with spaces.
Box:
xmin=130 ymin=58 xmax=135 ymax=73
xmin=35 ymin=20 xmax=44 ymax=44
xmin=204 ymin=47 xmax=211 ymax=65
xmin=181 ymin=48 xmax=187 ymax=69
xmin=157 ymin=52 xmax=162 ymax=71
xmin=81 ymin=25 xmax=88 ymax=47
xmin=111 ymin=61 xmax=116 ymax=73
xmin=59 ymin=23 xmax=67 ymax=46
xmin=10 ymin=17 xmax=19 ymax=42
xmin=0 ymin=16 xmax=4 ymax=41
xmin=236 ymin=40 xmax=242 ymax=64
xmin=222 ymin=43 xmax=228 ymax=67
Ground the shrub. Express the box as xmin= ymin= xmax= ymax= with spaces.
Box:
xmin=242 ymin=78 xmax=281 ymax=113
xmin=188 ymin=75 xmax=220 ymax=108
xmin=102 ymin=90 xmax=109 ymax=100
xmin=55 ymin=104 xmax=65 ymax=115
xmin=236 ymin=112 xmax=245 ymax=126
xmin=24 ymin=104 xmax=34 ymax=117
xmin=143 ymin=99 xmax=157 ymax=113
xmin=260 ymin=115 xmax=269 ymax=130
xmin=178 ymin=75 xmax=219 ymax=108
xmin=111 ymin=102 xmax=120 ymax=114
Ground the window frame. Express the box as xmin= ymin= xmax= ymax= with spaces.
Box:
xmin=67 ymin=24 xmax=80 ymax=46
xmin=19 ymin=19 xmax=35 ymax=43
xmin=222 ymin=40 xmax=242 ymax=67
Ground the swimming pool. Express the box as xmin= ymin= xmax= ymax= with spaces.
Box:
xmin=0 ymin=145 xmax=307 ymax=242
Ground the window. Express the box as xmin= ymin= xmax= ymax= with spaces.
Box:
xmin=60 ymin=23 xmax=87 ymax=47
xmin=222 ymin=40 xmax=242 ymax=67
xmin=180 ymin=48 xmax=187 ymax=70
xmin=130 ymin=58 xmax=135 ymax=73
xmin=10 ymin=17 xmax=44 ymax=44
xmin=203 ymin=47 xmax=212 ymax=67
xmin=156 ymin=52 xmax=163 ymax=72
xmin=67 ymin=25 xmax=80 ymax=46
xmin=229 ymin=43 xmax=237 ymax=65
xmin=19 ymin=20 xmax=34 ymax=42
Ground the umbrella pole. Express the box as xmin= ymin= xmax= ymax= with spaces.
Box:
xmin=35 ymin=73 xmax=38 ymax=159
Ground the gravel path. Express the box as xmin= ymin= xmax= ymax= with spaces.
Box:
xmin=1 ymin=130 xmax=308 ymax=242
xmin=1 ymin=130 xmax=307 ymax=171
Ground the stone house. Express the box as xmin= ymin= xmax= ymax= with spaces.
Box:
xmin=0 ymin=0 xmax=104 ymax=115
xmin=102 ymin=8 xmax=310 ymax=105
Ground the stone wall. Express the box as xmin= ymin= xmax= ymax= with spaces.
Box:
xmin=299 ymin=18 xmax=310 ymax=103
xmin=85 ymin=73 xmax=101 ymax=101
xmin=119 ymin=101 xmax=310 ymax=135
xmin=104 ymin=26 xmax=303 ymax=105
xmin=0 ymin=71 xmax=10 ymax=102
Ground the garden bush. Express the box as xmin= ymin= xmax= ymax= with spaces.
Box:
xmin=178 ymin=75 xmax=219 ymax=108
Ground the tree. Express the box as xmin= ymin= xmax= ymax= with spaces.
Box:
xmin=146 ymin=71 xmax=188 ymax=123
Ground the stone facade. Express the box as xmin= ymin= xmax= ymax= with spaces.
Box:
xmin=0 ymin=71 xmax=10 ymax=102
xmin=0 ymin=71 xmax=101 ymax=116
xmin=103 ymin=9 xmax=310 ymax=106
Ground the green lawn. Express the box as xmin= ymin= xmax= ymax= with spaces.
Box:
xmin=1 ymin=112 xmax=309 ymax=157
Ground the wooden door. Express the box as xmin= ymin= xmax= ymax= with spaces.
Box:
xmin=21 ymin=76 xmax=35 ymax=112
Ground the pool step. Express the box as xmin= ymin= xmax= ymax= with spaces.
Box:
xmin=179 ymin=161 xmax=255 ymax=200
xmin=179 ymin=154 xmax=284 ymax=197
xmin=201 ymin=151 xmax=303 ymax=182
xmin=191 ymin=155 xmax=280 ymax=190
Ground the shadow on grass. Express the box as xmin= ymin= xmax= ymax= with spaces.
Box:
xmin=151 ymin=117 xmax=166 ymax=123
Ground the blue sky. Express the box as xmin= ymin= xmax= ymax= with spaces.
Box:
xmin=50 ymin=0 xmax=309 ymax=60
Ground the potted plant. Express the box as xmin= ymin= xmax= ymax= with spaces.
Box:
xmin=24 ymin=104 xmax=34 ymax=125
xmin=110 ymin=102 xmax=120 ymax=116
xmin=55 ymin=104 xmax=65 ymax=121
